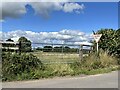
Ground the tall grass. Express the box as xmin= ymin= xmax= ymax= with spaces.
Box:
xmin=2 ymin=50 xmax=118 ymax=81
xmin=48 ymin=64 xmax=74 ymax=76
xmin=44 ymin=50 xmax=118 ymax=77
xmin=99 ymin=50 xmax=117 ymax=67
xmin=82 ymin=50 xmax=117 ymax=70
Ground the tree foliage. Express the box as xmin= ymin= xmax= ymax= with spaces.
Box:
xmin=96 ymin=29 xmax=120 ymax=59
xmin=2 ymin=52 xmax=43 ymax=81
xmin=41 ymin=46 xmax=78 ymax=53
xmin=6 ymin=39 xmax=14 ymax=42
xmin=18 ymin=37 xmax=32 ymax=52
xmin=43 ymin=46 xmax=53 ymax=52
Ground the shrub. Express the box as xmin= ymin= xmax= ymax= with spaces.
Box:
xmin=2 ymin=52 xmax=43 ymax=81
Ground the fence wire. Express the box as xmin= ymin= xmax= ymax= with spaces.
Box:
xmin=1 ymin=41 xmax=93 ymax=64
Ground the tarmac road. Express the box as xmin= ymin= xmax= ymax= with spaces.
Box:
xmin=2 ymin=71 xmax=118 ymax=88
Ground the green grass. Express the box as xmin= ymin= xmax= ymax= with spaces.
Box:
xmin=2 ymin=50 xmax=119 ymax=82
xmin=7 ymin=64 xmax=118 ymax=81
xmin=32 ymin=52 xmax=80 ymax=63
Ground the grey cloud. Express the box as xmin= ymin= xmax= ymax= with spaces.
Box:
xmin=1 ymin=2 xmax=27 ymax=20
xmin=1 ymin=2 xmax=85 ymax=20
xmin=30 ymin=2 xmax=84 ymax=18
xmin=29 ymin=2 xmax=64 ymax=18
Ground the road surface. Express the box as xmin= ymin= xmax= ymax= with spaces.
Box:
xmin=2 ymin=71 xmax=118 ymax=88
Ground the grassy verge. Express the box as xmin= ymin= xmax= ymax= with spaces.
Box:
xmin=2 ymin=50 xmax=119 ymax=82
xmin=3 ymin=64 xmax=118 ymax=82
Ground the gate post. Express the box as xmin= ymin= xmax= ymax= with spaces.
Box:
xmin=79 ymin=45 xmax=83 ymax=61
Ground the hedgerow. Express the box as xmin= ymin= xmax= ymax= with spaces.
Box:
xmin=2 ymin=52 xmax=43 ymax=81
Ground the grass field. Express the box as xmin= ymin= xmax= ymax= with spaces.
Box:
xmin=32 ymin=51 xmax=80 ymax=63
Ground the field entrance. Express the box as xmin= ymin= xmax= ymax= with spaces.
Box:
xmin=31 ymin=43 xmax=92 ymax=64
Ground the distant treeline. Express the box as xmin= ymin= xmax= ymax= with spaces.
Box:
xmin=2 ymin=38 xmax=91 ymax=54
xmin=34 ymin=46 xmax=91 ymax=54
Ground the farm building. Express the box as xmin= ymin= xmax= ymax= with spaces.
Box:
xmin=0 ymin=40 xmax=19 ymax=51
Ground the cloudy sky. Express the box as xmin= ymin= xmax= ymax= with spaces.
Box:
xmin=0 ymin=2 xmax=118 ymax=45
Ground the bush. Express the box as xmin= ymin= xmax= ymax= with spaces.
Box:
xmin=2 ymin=52 xmax=43 ymax=81
xmin=96 ymin=29 xmax=120 ymax=63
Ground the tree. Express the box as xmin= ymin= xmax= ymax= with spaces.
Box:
xmin=114 ymin=29 xmax=120 ymax=58
xmin=96 ymin=29 xmax=120 ymax=58
xmin=64 ymin=46 xmax=70 ymax=53
xmin=18 ymin=37 xmax=32 ymax=52
xmin=35 ymin=47 xmax=42 ymax=51
xmin=54 ymin=46 xmax=62 ymax=52
xmin=43 ymin=46 xmax=52 ymax=52
xmin=6 ymin=39 xmax=14 ymax=42
xmin=97 ymin=29 xmax=115 ymax=51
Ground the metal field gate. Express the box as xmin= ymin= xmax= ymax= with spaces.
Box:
xmin=1 ymin=41 xmax=93 ymax=64
xmin=31 ymin=43 xmax=93 ymax=64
